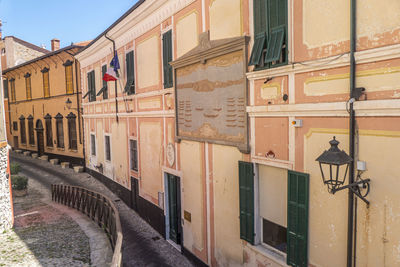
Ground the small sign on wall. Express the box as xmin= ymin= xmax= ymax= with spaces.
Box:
xmin=184 ymin=210 xmax=191 ymax=222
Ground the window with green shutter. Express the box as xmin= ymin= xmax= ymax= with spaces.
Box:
xmin=287 ymin=170 xmax=309 ymax=267
xmin=249 ymin=0 xmax=287 ymax=69
xmin=88 ymin=70 xmax=96 ymax=102
xmin=97 ymin=65 xmax=108 ymax=99
xmin=239 ymin=161 xmax=255 ymax=244
xmin=162 ymin=30 xmax=173 ymax=88
xmin=3 ymin=79 xmax=8 ymax=99
xmin=124 ymin=51 xmax=135 ymax=95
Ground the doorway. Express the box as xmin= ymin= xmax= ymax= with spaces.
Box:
xmin=165 ymin=173 xmax=182 ymax=246
xmin=35 ymin=120 xmax=44 ymax=156
xmin=13 ymin=136 xmax=18 ymax=149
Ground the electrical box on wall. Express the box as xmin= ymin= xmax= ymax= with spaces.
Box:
xmin=357 ymin=161 xmax=367 ymax=171
xmin=291 ymin=119 xmax=303 ymax=128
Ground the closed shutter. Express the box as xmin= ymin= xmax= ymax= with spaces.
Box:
xmin=125 ymin=51 xmax=135 ymax=95
xmin=90 ymin=71 xmax=96 ymax=101
xmin=101 ymin=65 xmax=108 ymax=99
xmin=3 ymin=79 xmax=8 ymax=99
xmin=163 ymin=30 xmax=173 ymax=88
xmin=287 ymin=170 xmax=309 ymax=267
xmin=239 ymin=161 xmax=254 ymax=244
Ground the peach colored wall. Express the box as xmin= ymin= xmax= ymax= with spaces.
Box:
xmin=254 ymin=76 xmax=288 ymax=106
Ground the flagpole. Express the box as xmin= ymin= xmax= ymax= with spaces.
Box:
xmin=105 ymin=34 xmax=119 ymax=123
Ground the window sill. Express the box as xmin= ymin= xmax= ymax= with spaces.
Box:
xmin=247 ymin=243 xmax=288 ymax=267
xmin=57 ymin=147 xmax=65 ymax=151
xmin=69 ymin=149 xmax=78 ymax=153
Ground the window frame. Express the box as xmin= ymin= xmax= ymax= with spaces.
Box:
xmin=129 ymin=139 xmax=138 ymax=171
xmin=66 ymin=112 xmax=77 ymax=150
xmin=99 ymin=64 xmax=108 ymax=100
xmin=249 ymin=0 xmax=288 ymax=70
xmin=27 ymin=115 xmax=34 ymax=145
xmin=3 ymin=78 xmax=8 ymax=99
xmin=10 ymin=78 xmax=16 ymax=102
xmin=24 ymin=73 xmax=32 ymax=100
xmin=124 ymin=50 xmax=135 ymax=95
xmin=41 ymin=67 xmax=50 ymax=98
xmin=12 ymin=121 xmax=18 ymax=131
xmin=55 ymin=113 xmax=64 ymax=148
xmin=90 ymin=133 xmax=96 ymax=156
xmin=44 ymin=114 xmax=53 ymax=147
xmin=19 ymin=116 xmax=26 ymax=144
xmin=104 ymin=134 xmax=111 ymax=162
xmin=64 ymin=60 xmax=74 ymax=94
xmin=87 ymin=70 xmax=96 ymax=102
xmin=162 ymin=29 xmax=173 ymax=89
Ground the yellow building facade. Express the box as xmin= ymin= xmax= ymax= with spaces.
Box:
xmin=76 ymin=0 xmax=400 ymax=267
xmin=3 ymin=45 xmax=84 ymax=165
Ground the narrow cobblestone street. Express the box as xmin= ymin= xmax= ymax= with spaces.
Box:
xmin=10 ymin=152 xmax=195 ymax=267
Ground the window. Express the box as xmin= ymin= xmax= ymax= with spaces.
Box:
xmin=105 ymin=135 xmax=111 ymax=161
xmin=87 ymin=70 xmax=96 ymax=102
xmin=97 ymin=65 xmax=108 ymax=99
xmin=3 ymin=79 xmax=8 ymax=99
xmin=238 ymin=162 xmax=309 ymax=267
xmin=162 ymin=30 xmax=173 ymax=88
xmin=249 ymin=0 xmax=287 ymax=69
xmin=13 ymin=122 xmax=18 ymax=131
xmin=130 ymin=139 xmax=138 ymax=171
xmin=90 ymin=134 xmax=96 ymax=156
xmin=24 ymin=73 xmax=32 ymax=100
xmin=19 ymin=116 xmax=26 ymax=144
xmin=10 ymin=79 xmax=15 ymax=102
xmin=124 ymin=51 xmax=135 ymax=95
xmin=28 ymin=115 xmax=34 ymax=145
xmin=42 ymin=67 xmax=50 ymax=98
xmin=55 ymin=113 xmax=64 ymax=148
xmin=67 ymin=112 xmax=77 ymax=150
xmin=44 ymin=114 xmax=53 ymax=147
xmin=64 ymin=60 xmax=74 ymax=94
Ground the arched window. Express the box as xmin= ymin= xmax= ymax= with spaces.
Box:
xmin=27 ymin=115 xmax=34 ymax=145
xmin=55 ymin=113 xmax=64 ymax=148
xmin=44 ymin=114 xmax=53 ymax=147
xmin=41 ymin=67 xmax=50 ymax=98
xmin=64 ymin=60 xmax=74 ymax=94
xmin=66 ymin=112 xmax=77 ymax=150
xmin=24 ymin=73 xmax=32 ymax=100
xmin=19 ymin=115 xmax=26 ymax=144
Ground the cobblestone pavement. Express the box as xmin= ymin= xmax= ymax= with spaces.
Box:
xmin=11 ymin=152 xmax=195 ymax=267
xmin=0 ymin=177 xmax=92 ymax=266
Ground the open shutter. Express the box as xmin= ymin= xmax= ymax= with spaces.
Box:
xmin=249 ymin=34 xmax=266 ymax=66
xmin=264 ymin=0 xmax=287 ymax=64
xmin=264 ymin=26 xmax=285 ymax=63
xmin=239 ymin=161 xmax=254 ymax=244
xmin=287 ymin=170 xmax=309 ymax=267
xmin=3 ymin=79 xmax=8 ymax=99
xmin=125 ymin=51 xmax=135 ymax=94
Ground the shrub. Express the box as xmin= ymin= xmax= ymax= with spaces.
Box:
xmin=10 ymin=163 xmax=20 ymax=175
xmin=11 ymin=175 xmax=28 ymax=190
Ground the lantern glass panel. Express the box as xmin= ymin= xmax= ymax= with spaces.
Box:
xmin=319 ymin=162 xmax=349 ymax=193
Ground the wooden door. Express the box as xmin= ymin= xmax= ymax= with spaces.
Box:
xmin=167 ymin=173 xmax=181 ymax=244
xmin=131 ymin=177 xmax=139 ymax=212
xmin=36 ymin=130 xmax=44 ymax=156
xmin=13 ymin=136 xmax=18 ymax=149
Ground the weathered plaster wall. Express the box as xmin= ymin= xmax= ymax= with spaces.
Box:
xmin=0 ymin=147 xmax=12 ymax=231
xmin=137 ymin=34 xmax=160 ymax=90
xmin=176 ymin=11 xmax=199 ymax=58
xmin=209 ymin=0 xmax=242 ymax=40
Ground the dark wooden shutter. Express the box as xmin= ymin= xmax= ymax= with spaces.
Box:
xmin=163 ymin=30 xmax=173 ymax=88
xmin=265 ymin=0 xmax=287 ymax=64
xmin=239 ymin=161 xmax=254 ymax=244
xmin=91 ymin=71 xmax=96 ymax=101
xmin=125 ymin=51 xmax=135 ymax=95
xmin=102 ymin=65 xmax=108 ymax=99
xmin=287 ymin=170 xmax=309 ymax=267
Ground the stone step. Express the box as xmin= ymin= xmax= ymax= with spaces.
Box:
xmin=49 ymin=159 xmax=59 ymax=165
xmin=31 ymin=153 xmax=39 ymax=159
xmin=15 ymin=150 xmax=22 ymax=154
xmin=60 ymin=162 xmax=70 ymax=169
xmin=39 ymin=155 xmax=48 ymax=161
xmin=73 ymin=166 xmax=84 ymax=173
xmin=23 ymin=151 xmax=31 ymax=156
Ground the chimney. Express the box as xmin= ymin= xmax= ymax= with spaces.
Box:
xmin=51 ymin=38 xmax=60 ymax=51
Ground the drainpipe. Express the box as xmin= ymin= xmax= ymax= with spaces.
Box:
xmin=105 ymin=34 xmax=119 ymax=123
xmin=347 ymin=0 xmax=356 ymax=266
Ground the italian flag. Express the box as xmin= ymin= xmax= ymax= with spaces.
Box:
xmin=102 ymin=68 xmax=118 ymax=81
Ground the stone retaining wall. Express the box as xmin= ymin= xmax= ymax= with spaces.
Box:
xmin=0 ymin=146 xmax=12 ymax=231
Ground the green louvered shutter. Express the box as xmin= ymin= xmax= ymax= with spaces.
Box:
xmin=249 ymin=0 xmax=267 ymax=66
xmin=287 ymin=170 xmax=309 ymax=267
xmin=90 ymin=71 xmax=96 ymax=102
xmin=239 ymin=161 xmax=254 ymax=244
xmin=102 ymin=65 xmax=108 ymax=99
xmin=163 ymin=30 xmax=173 ymax=88
xmin=125 ymin=51 xmax=135 ymax=95
xmin=3 ymin=79 xmax=8 ymax=99
xmin=264 ymin=0 xmax=287 ymax=64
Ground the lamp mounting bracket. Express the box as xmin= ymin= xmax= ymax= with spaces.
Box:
xmin=331 ymin=178 xmax=371 ymax=206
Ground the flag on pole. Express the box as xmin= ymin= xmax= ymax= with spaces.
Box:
xmin=103 ymin=52 xmax=120 ymax=81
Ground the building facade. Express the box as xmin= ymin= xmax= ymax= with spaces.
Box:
xmin=76 ymin=1 xmax=400 ymax=267
xmin=3 ymin=44 xmax=84 ymax=165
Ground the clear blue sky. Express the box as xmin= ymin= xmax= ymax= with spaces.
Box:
xmin=0 ymin=0 xmax=139 ymax=49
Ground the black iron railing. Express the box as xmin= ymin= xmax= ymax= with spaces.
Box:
xmin=51 ymin=184 xmax=122 ymax=267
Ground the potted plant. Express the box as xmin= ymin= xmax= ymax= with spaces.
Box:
xmin=11 ymin=175 xmax=28 ymax=197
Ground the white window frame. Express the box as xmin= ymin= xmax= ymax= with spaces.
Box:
xmin=253 ymin=163 xmax=287 ymax=264
xmin=104 ymin=134 xmax=111 ymax=162
xmin=129 ymin=138 xmax=139 ymax=172
xmin=89 ymin=132 xmax=97 ymax=167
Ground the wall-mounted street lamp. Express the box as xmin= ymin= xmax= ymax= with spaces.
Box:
xmin=316 ymin=136 xmax=371 ymax=204
xmin=65 ymin=98 xmax=82 ymax=112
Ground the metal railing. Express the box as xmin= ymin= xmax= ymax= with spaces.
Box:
xmin=51 ymin=184 xmax=123 ymax=267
